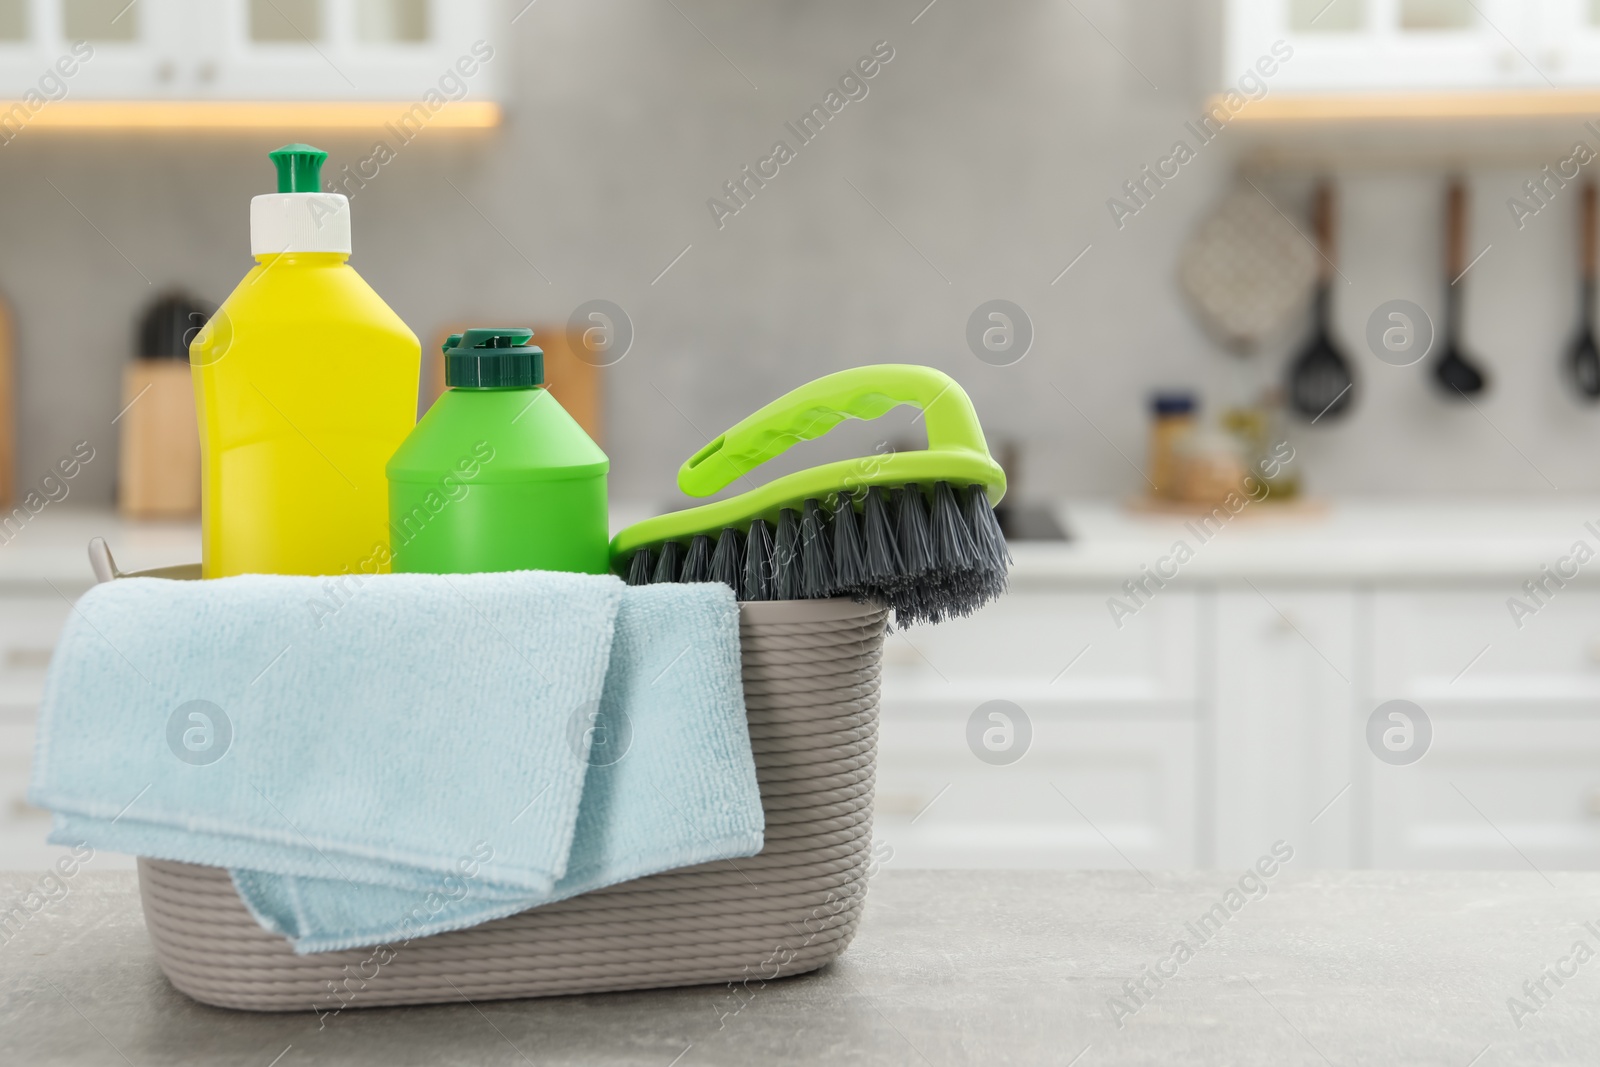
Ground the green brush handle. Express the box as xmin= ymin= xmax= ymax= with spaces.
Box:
xmin=610 ymin=365 xmax=1005 ymax=563
xmin=679 ymin=364 xmax=994 ymax=497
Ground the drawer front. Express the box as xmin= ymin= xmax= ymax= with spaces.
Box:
xmin=0 ymin=597 xmax=72 ymax=711
xmin=880 ymin=588 xmax=1199 ymax=707
xmin=0 ymin=746 xmax=48 ymax=858
xmin=875 ymin=700 xmax=1196 ymax=869
xmin=0 ymin=718 xmax=133 ymax=871
xmin=1369 ymin=716 xmax=1600 ymax=869
xmin=1374 ymin=589 xmax=1600 ymax=704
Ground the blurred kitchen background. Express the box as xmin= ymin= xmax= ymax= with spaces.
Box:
xmin=7 ymin=0 xmax=1600 ymax=875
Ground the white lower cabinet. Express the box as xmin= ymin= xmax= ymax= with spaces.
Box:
xmin=877 ymin=583 xmax=1600 ymax=871
xmin=874 ymin=709 xmax=1197 ymax=869
xmin=0 ymin=598 xmax=69 ymax=869
xmin=0 ymin=596 xmax=72 ymax=711
xmin=1368 ymin=715 xmax=1600 ymax=870
xmin=875 ymin=587 xmax=1200 ymax=869
xmin=1372 ymin=589 xmax=1600 ymax=705
xmin=0 ymin=716 xmax=122 ymax=872
xmin=1367 ymin=590 xmax=1600 ymax=870
xmin=4 ymin=575 xmax=1599 ymax=872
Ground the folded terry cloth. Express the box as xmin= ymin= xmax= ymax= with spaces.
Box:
xmin=227 ymin=584 xmax=765 ymax=951
xmin=31 ymin=571 xmax=763 ymax=952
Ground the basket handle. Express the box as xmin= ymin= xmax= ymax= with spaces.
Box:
xmin=677 ymin=364 xmax=993 ymax=498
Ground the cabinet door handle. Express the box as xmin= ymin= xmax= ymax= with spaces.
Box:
xmin=881 ymin=643 xmax=921 ymax=667
xmin=9 ymin=795 xmax=48 ymax=821
xmin=4 ymin=647 xmax=53 ymax=670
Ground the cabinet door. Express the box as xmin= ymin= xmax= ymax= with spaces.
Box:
xmin=1226 ymin=0 xmax=1537 ymax=91
xmin=1370 ymin=589 xmax=1600 ymax=869
xmin=0 ymin=0 xmax=496 ymax=100
xmin=879 ymin=586 xmax=1198 ymax=711
xmin=1213 ymin=588 xmax=1356 ymax=868
xmin=1537 ymin=0 xmax=1600 ymax=86
xmin=194 ymin=0 xmax=497 ymax=101
xmin=876 ymin=589 xmax=1200 ymax=869
xmin=0 ymin=0 xmax=191 ymax=99
xmin=0 ymin=597 xmax=71 ymax=713
xmin=1373 ymin=588 xmax=1600 ymax=706
xmin=1369 ymin=716 xmax=1600 ymax=869
xmin=875 ymin=707 xmax=1196 ymax=869
xmin=0 ymin=715 xmax=135 ymax=871
xmin=0 ymin=595 xmax=110 ymax=871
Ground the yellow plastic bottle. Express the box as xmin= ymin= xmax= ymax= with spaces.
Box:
xmin=190 ymin=144 xmax=420 ymax=578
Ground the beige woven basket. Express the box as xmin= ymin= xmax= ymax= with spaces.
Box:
xmin=132 ymin=595 xmax=885 ymax=1012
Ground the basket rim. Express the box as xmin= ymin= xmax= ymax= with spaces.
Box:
xmin=737 ymin=598 xmax=885 ymax=625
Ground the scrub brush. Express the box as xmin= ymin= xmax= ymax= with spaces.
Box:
xmin=611 ymin=365 xmax=1011 ymax=626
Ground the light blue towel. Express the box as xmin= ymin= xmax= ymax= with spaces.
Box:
xmin=228 ymin=585 xmax=766 ymax=951
xmin=31 ymin=571 xmax=763 ymax=953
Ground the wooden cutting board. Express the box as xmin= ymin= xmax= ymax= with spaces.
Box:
xmin=118 ymin=360 xmax=200 ymax=517
xmin=425 ymin=325 xmax=603 ymax=445
xmin=0 ymin=292 xmax=12 ymax=510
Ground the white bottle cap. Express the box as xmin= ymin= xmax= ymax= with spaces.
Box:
xmin=250 ymin=192 xmax=351 ymax=256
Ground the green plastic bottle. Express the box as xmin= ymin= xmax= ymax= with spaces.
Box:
xmin=386 ymin=328 xmax=609 ymax=574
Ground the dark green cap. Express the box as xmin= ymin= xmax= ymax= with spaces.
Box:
xmin=444 ymin=328 xmax=544 ymax=389
xmin=269 ymin=143 xmax=328 ymax=193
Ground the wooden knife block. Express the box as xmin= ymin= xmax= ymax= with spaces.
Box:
xmin=425 ymin=325 xmax=602 ymax=445
xmin=0 ymin=295 xmax=13 ymax=509
xmin=118 ymin=360 xmax=200 ymax=518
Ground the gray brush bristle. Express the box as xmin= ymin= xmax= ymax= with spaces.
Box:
xmin=966 ymin=484 xmax=1011 ymax=572
xmin=893 ymin=485 xmax=933 ymax=580
xmin=931 ymin=481 xmax=978 ymax=570
xmin=681 ymin=534 xmax=713 ymax=582
xmin=831 ymin=491 xmax=868 ymax=590
xmin=860 ymin=486 xmax=902 ymax=583
xmin=742 ymin=519 xmax=776 ymax=601
xmin=911 ymin=481 xmax=980 ymax=624
xmin=632 ymin=478 xmax=1010 ymax=627
xmin=626 ymin=547 xmax=654 ymax=587
xmin=800 ymin=498 xmax=836 ymax=598
xmin=652 ymin=541 xmax=684 ymax=584
xmin=710 ymin=527 xmax=744 ymax=588
xmin=773 ymin=508 xmax=803 ymax=600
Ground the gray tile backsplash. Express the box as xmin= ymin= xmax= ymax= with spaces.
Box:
xmin=3 ymin=0 xmax=1596 ymax=509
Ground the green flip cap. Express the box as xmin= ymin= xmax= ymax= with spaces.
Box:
xmin=444 ymin=328 xmax=544 ymax=389
xmin=269 ymin=143 xmax=328 ymax=193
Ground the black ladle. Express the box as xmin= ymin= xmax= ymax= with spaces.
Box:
xmin=1568 ymin=182 xmax=1600 ymax=400
xmin=1288 ymin=181 xmax=1355 ymax=421
xmin=1435 ymin=181 xmax=1489 ymax=398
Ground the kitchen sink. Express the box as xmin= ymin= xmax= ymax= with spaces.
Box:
xmin=994 ymin=502 xmax=1070 ymax=542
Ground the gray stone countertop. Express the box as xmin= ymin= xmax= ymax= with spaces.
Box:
xmin=3 ymin=868 xmax=1598 ymax=1065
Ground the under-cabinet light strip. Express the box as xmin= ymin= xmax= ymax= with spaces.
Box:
xmin=1211 ymin=89 xmax=1600 ymax=123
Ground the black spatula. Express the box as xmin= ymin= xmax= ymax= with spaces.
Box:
xmin=1568 ymin=182 xmax=1600 ymax=401
xmin=1435 ymin=180 xmax=1489 ymax=399
xmin=1287 ymin=181 xmax=1355 ymax=421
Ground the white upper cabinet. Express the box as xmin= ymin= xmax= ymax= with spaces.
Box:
xmin=1225 ymin=0 xmax=1600 ymax=92
xmin=0 ymin=0 xmax=498 ymax=100
xmin=200 ymin=0 xmax=496 ymax=101
xmin=1540 ymin=0 xmax=1600 ymax=85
